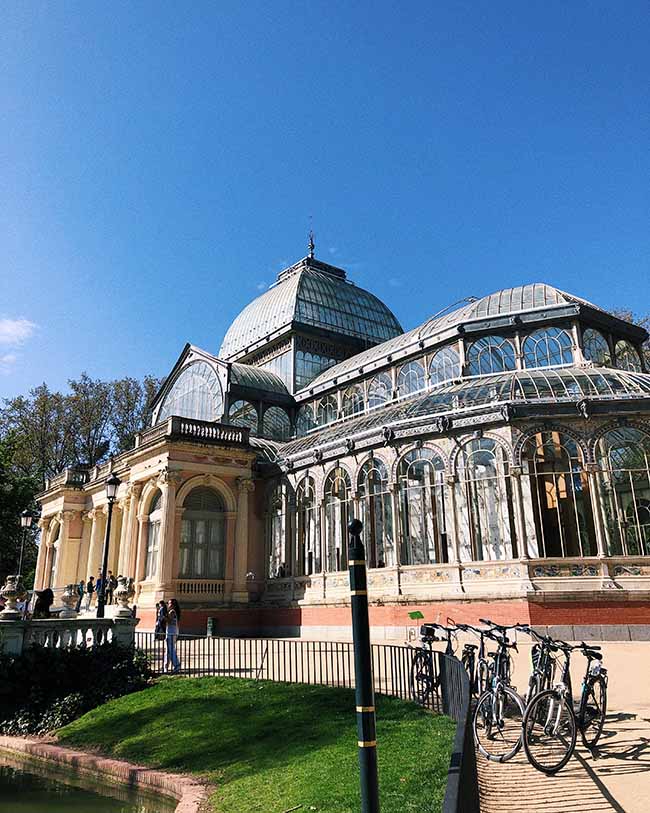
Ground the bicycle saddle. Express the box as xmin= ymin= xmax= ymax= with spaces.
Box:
xmin=463 ymin=643 xmax=478 ymax=651
xmin=584 ymin=649 xmax=603 ymax=660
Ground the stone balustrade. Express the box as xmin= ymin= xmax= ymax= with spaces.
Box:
xmin=0 ymin=616 xmax=139 ymax=656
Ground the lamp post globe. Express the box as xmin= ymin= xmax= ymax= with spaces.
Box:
xmin=18 ymin=509 xmax=33 ymax=578
xmin=97 ymin=472 xmax=122 ymax=618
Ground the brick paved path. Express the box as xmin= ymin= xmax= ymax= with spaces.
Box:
xmin=478 ymin=712 xmax=650 ymax=813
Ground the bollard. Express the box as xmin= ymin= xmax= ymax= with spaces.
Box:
xmin=347 ymin=518 xmax=380 ymax=813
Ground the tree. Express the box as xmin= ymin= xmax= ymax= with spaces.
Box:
xmin=111 ymin=376 xmax=161 ymax=453
xmin=0 ymin=384 xmax=74 ymax=487
xmin=0 ymin=434 xmax=39 ymax=586
xmin=67 ymin=373 xmax=113 ymax=466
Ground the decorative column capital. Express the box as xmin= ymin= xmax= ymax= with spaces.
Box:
xmin=38 ymin=516 xmax=52 ymax=531
xmin=157 ymin=467 xmax=183 ymax=489
xmin=127 ymin=481 xmax=144 ymax=499
xmin=236 ymin=477 xmax=255 ymax=494
xmin=510 ymin=466 xmax=523 ymax=478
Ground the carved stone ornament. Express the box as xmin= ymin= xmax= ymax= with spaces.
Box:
xmin=157 ymin=468 xmax=183 ymax=488
xmin=60 ymin=584 xmax=79 ymax=619
xmin=313 ymin=448 xmax=323 ymax=463
xmin=237 ymin=477 xmax=256 ymax=494
xmin=345 ymin=438 xmax=355 ymax=453
xmin=114 ymin=576 xmax=135 ymax=617
xmin=0 ymin=575 xmax=27 ymax=618
xmin=382 ymin=426 xmax=395 ymax=445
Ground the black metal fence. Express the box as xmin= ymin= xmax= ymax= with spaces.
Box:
xmin=439 ymin=653 xmax=481 ymax=813
xmin=134 ymin=633 xmax=478 ymax=812
xmin=134 ymin=632 xmax=441 ymax=711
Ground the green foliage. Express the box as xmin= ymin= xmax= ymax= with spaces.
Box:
xmin=0 ymin=642 xmax=152 ymax=736
xmin=0 ymin=373 xmax=162 ymax=488
xmin=0 ymin=434 xmax=39 ymax=584
xmin=59 ymin=677 xmax=455 ymax=813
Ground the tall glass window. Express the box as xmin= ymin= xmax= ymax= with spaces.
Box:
xmin=267 ymin=483 xmax=289 ymax=577
xmin=523 ymin=328 xmax=573 ymax=368
xmin=324 ymin=467 xmax=352 ymax=571
xmin=523 ymin=431 xmax=596 ymax=558
xmin=429 ymin=345 xmax=461 ymax=386
xmin=144 ymin=490 xmax=162 ymax=581
xmin=615 ymin=340 xmax=642 ymax=373
xmin=158 ymin=361 xmax=223 ymax=422
xmin=456 ymin=439 xmax=517 ymax=561
xmin=262 ymin=406 xmax=291 ymax=441
xmin=316 ymin=394 xmax=338 ymax=426
xmin=258 ymin=352 xmax=292 ymax=388
xmin=296 ymin=404 xmax=316 ymax=436
xmin=342 ymin=384 xmax=365 ymax=417
xmin=595 ymin=427 xmax=650 ymax=556
xmin=296 ymin=477 xmax=319 ymax=575
xmin=582 ymin=328 xmax=612 ymax=367
xmin=398 ymin=449 xmax=448 ymax=565
xmin=397 ymin=360 xmax=425 ymax=396
xmin=367 ymin=372 xmax=392 ymax=409
xmin=228 ymin=399 xmax=258 ymax=435
xmin=179 ymin=487 xmax=226 ymax=579
xmin=467 ymin=336 xmax=516 ymax=376
xmin=295 ymin=351 xmax=338 ymax=389
xmin=358 ymin=458 xmax=395 ymax=567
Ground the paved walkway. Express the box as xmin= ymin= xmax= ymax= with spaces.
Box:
xmin=478 ymin=713 xmax=650 ymax=812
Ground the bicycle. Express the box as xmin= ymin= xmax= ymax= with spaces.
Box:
xmin=522 ymin=640 xmax=608 ymax=774
xmin=515 ymin=623 xmax=557 ymax=703
xmin=456 ymin=622 xmax=491 ymax=697
xmin=472 ymin=619 xmax=526 ymax=763
xmin=409 ymin=622 xmax=457 ymax=706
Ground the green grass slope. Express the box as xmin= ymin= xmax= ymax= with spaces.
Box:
xmin=59 ymin=677 xmax=454 ymax=813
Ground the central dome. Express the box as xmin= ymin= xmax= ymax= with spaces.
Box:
xmin=219 ymin=256 xmax=403 ymax=360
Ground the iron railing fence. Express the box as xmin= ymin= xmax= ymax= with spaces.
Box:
xmin=134 ymin=632 xmax=441 ymax=712
xmin=439 ymin=653 xmax=480 ymax=813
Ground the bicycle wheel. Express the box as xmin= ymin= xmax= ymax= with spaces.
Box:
xmin=523 ymin=689 xmax=577 ymax=774
xmin=580 ymin=675 xmax=607 ymax=749
xmin=473 ymin=685 xmax=525 ymax=762
xmin=410 ymin=650 xmax=434 ymax=706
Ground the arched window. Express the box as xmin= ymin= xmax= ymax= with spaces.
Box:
xmin=342 ymin=385 xmax=365 ymax=417
xmin=324 ymin=467 xmax=352 ymax=571
xmin=615 ymin=340 xmax=642 ymax=373
xmin=266 ymin=482 xmax=290 ymax=578
xmin=179 ymin=487 xmax=226 ymax=579
xmin=358 ymin=458 xmax=395 ymax=567
xmin=296 ymin=404 xmax=316 ymax=436
xmin=158 ymin=361 xmax=223 ymax=423
xmin=456 ymin=439 xmax=517 ymax=561
xmin=316 ymin=394 xmax=338 ymax=426
xmin=367 ymin=372 xmax=392 ymax=409
xmin=398 ymin=448 xmax=448 ymax=565
xmin=296 ymin=477 xmax=319 ymax=575
xmin=582 ymin=328 xmax=611 ymax=367
xmin=523 ymin=431 xmax=596 ymax=558
xmin=397 ymin=360 xmax=425 ymax=396
xmin=144 ymin=490 xmax=162 ymax=581
xmin=429 ymin=345 xmax=460 ymax=386
xmin=467 ymin=336 xmax=516 ymax=376
xmin=262 ymin=406 xmax=291 ymax=441
xmin=523 ymin=328 xmax=573 ymax=369
xmin=595 ymin=427 xmax=650 ymax=556
xmin=229 ymin=399 xmax=258 ymax=435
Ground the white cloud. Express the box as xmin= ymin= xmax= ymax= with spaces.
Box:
xmin=0 ymin=317 xmax=37 ymax=345
xmin=0 ymin=353 xmax=18 ymax=374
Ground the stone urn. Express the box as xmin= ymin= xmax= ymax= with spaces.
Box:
xmin=114 ymin=576 xmax=135 ymax=618
xmin=59 ymin=584 xmax=79 ymax=619
xmin=0 ymin=575 xmax=27 ymax=619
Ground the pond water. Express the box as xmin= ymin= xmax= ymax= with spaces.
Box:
xmin=0 ymin=753 xmax=177 ymax=812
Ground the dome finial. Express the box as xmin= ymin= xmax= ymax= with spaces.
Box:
xmin=308 ymin=228 xmax=315 ymax=259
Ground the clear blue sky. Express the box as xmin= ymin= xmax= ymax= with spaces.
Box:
xmin=1 ymin=1 xmax=649 ymax=398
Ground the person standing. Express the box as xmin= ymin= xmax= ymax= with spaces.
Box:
xmin=75 ymin=580 xmax=85 ymax=613
xmin=155 ymin=600 xmax=168 ymax=641
xmin=165 ymin=598 xmax=181 ymax=674
xmin=85 ymin=576 xmax=95 ymax=611
xmin=106 ymin=571 xmax=117 ymax=605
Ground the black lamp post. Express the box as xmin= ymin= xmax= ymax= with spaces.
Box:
xmin=96 ymin=472 xmax=121 ymax=618
xmin=18 ymin=509 xmax=33 ymax=577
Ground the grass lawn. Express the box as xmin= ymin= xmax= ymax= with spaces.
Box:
xmin=58 ymin=677 xmax=455 ymax=813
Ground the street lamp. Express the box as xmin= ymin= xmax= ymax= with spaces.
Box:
xmin=96 ymin=472 xmax=121 ymax=618
xmin=18 ymin=509 xmax=33 ymax=578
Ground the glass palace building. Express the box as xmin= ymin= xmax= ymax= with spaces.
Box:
xmin=36 ymin=251 xmax=650 ymax=638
